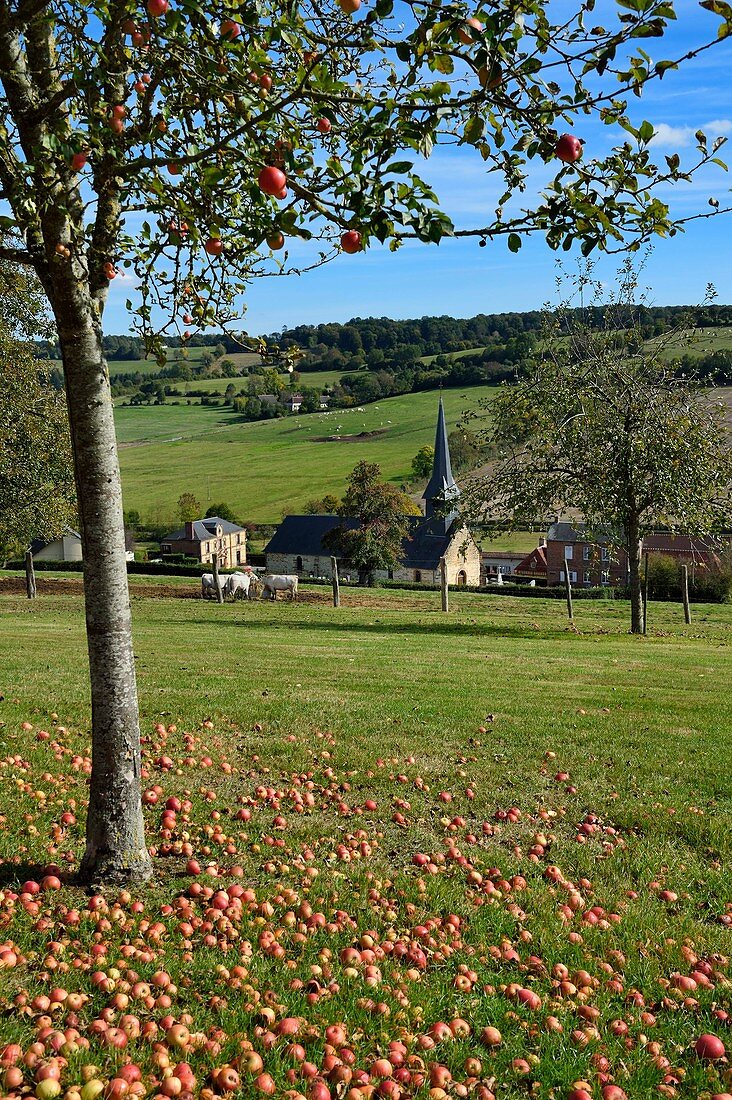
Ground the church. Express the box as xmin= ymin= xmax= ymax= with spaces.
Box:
xmin=264 ymin=399 xmax=482 ymax=586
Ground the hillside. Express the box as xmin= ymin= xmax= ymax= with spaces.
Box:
xmin=116 ymin=385 xmax=497 ymax=525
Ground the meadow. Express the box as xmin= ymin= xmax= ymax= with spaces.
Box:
xmin=116 ymin=387 xmax=497 ymax=523
xmin=0 ymin=582 xmax=730 ymax=1100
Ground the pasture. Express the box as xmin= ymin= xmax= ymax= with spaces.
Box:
xmin=115 ymin=386 xmax=498 ymax=523
xmin=0 ymin=582 xmax=730 ymax=1099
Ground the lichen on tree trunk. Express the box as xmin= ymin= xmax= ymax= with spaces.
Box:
xmin=55 ymin=296 xmax=152 ymax=884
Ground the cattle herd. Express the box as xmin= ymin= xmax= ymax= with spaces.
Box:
xmin=201 ymin=571 xmax=298 ymax=602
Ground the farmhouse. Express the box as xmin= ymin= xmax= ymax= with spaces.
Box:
xmin=546 ymin=521 xmax=725 ymax=587
xmin=265 ymin=399 xmax=481 ymax=586
xmin=160 ymin=516 xmax=247 ymax=567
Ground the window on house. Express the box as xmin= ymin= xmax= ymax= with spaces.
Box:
xmin=559 ymin=569 xmax=565 ymax=582
xmin=570 ymin=571 xmax=577 ymax=583
xmin=236 ymin=534 xmax=241 ymax=544
xmin=564 ymin=546 xmax=573 ymax=559
xmin=236 ymin=551 xmax=241 ymax=564
xmin=601 ymin=547 xmax=610 ymax=561
xmin=601 ymin=570 xmax=610 ymax=585
xmin=583 ymin=545 xmax=591 ymax=560
xmin=584 ymin=570 xmax=591 ymax=584
xmin=414 ymin=570 xmax=422 ymax=582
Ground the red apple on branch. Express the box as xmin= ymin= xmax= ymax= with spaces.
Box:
xmin=147 ymin=0 xmax=169 ymax=16
xmin=258 ymin=166 xmax=287 ymax=195
xmin=555 ymin=133 xmax=583 ymax=163
xmin=338 ymin=0 xmax=360 ymax=13
xmin=341 ymin=230 xmax=362 ymax=254
xmin=204 ymin=237 xmax=224 ymax=257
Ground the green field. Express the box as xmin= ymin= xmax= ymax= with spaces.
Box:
xmin=116 ymin=385 xmax=497 ymax=522
xmin=648 ymin=325 xmax=732 ymax=361
xmin=0 ymin=583 xmax=730 ymax=1099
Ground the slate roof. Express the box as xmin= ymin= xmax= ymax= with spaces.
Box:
xmin=162 ymin=517 xmax=245 ymax=542
xmin=265 ymin=513 xmax=465 ymax=571
xmin=423 ymin=397 xmax=459 ymax=524
xmin=265 ymin=515 xmax=360 ymax=557
xmin=30 ymin=526 xmax=81 ymax=556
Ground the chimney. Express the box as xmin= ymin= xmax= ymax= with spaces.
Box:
xmin=185 ymin=520 xmax=195 ymax=540
xmin=538 ymin=536 xmax=547 ymax=549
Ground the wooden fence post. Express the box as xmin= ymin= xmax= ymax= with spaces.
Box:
xmin=212 ymin=554 xmax=224 ymax=604
xmin=25 ymin=550 xmax=37 ymax=600
xmin=564 ymin=568 xmax=574 ymax=621
xmin=681 ymin=564 xmax=692 ymax=625
xmin=440 ymin=557 xmax=449 ymax=612
xmin=642 ymin=550 xmax=649 ymax=635
xmin=331 ymin=557 xmax=340 ymax=607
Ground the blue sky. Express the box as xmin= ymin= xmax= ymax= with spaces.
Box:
xmin=104 ymin=4 xmax=732 ymax=336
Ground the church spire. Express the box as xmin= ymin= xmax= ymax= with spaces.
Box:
xmin=423 ymin=396 xmax=460 ymax=524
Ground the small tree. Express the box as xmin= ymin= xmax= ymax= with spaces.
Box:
xmin=205 ymin=503 xmax=238 ymax=525
xmin=176 ymin=492 xmax=201 ymax=526
xmin=411 ymin=446 xmax=435 ymax=480
xmin=467 ymin=269 xmax=732 ymax=632
xmin=304 ymin=493 xmax=341 ymax=515
xmin=324 ymin=461 xmax=413 ymax=586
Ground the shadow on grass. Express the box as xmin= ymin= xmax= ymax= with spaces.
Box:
xmin=193 ymin=617 xmax=572 ymax=641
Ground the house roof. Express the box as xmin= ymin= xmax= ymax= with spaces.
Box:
xmin=163 ymin=516 xmax=244 ymax=542
xmin=265 ymin=514 xmax=360 ymax=557
xmin=30 ymin=526 xmax=81 ymax=555
xmin=515 ymin=546 xmax=548 ymax=572
xmin=547 ymin=523 xmax=726 ymax=557
xmin=265 ymin=513 xmax=468 ymax=571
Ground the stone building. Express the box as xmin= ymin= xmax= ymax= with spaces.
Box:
xmin=265 ymin=399 xmax=481 ymax=586
xmin=160 ymin=516 xmax=247 ymax=567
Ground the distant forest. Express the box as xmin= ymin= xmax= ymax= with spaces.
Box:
xmin=36 ymin=303 xmax=732 ymax=409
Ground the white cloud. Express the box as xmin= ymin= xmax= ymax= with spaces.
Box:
xmin=650 ymin=119 xmax=732 ymax=147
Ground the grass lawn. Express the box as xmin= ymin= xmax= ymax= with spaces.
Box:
xmin=0 ymin=584 xmax=730 ymax=1099
xmin=116 ymin=386 xmax=498 ymax=523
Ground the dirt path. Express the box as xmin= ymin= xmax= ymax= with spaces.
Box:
xmin=0 ymin=575 xmax=438 ymax=610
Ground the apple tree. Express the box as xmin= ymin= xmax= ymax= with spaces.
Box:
xmin=463 ymin=268 xmax=732 ymax=633
xmin=0 ymin=0 xmax=730 ymax=881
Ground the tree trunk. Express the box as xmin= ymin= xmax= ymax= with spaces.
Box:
xmin=55 ymin=307 xmax=152 ymax=885
xmin=681 ymin=564 xmax=692 ymax=625
xmin=564 ymin=568 xmax=573 ymax=621
xmin=627 ymin=520 xmax=644 ymax=635
xmin=25 ymin=550 xmax=36 ymax=599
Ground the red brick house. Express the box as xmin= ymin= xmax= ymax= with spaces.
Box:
xmin=546 ymin=521 xmax=726 ymax=587
xmin=514 ymin=543 xmax=548 ymax=583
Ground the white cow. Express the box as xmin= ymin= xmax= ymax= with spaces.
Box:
xmin=261 ymin=574 xmax=298 ymax=601
xmin=225 ymin=571 xmax=252 ymax=601
xmin=201 ymin=573 xmax=217 ymax=599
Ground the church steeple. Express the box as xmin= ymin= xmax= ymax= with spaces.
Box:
xmin=423 ymin=397 xmax=460 ymax=527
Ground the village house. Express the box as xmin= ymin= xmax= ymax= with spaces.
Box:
xmin=30 ymin=526 xmax=84 ymax=563
xmin=265 ymin=399 xmax=481 ymax=586
xmin=160 ymin=516 xmax=247 ymax=567
xmin=481 ymin=550 xmax=525 ymax=583
xmin=545 ymin=521 xmax=726 ymax=587
xmin=514 ymin=541 xmax=548 ymax=583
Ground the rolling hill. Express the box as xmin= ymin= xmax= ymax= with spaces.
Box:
xmin=116 ymin=385 xmax=496 ymax=524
